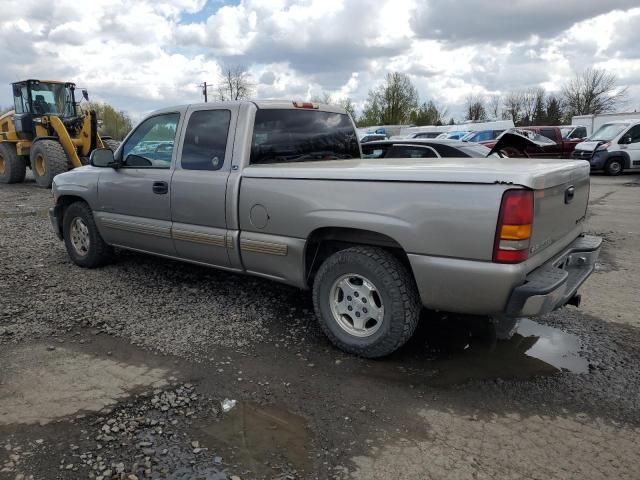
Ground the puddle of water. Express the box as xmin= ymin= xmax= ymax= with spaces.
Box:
xmin=364 ymin=318 xmax=588 ymax=386
xmin=197 ymin=401 xmax=309 ymax=478
xmin=516 ymin=318 xmax=588 ymax=373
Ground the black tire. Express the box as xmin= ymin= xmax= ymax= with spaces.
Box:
xmin=63 ymin=201 xmax=113 ymax=268
xmin=605 ymin=158 xmax=623 ymax=176
xmin=312 ymin=246 xmax=421 ymax=358
xmin=102 ymin=139 xmax=121 ymax=151
xmin=30 ymin=140 xmax=70 ymax=188
xmin=0 ymin=143 xmax=26 ymax=184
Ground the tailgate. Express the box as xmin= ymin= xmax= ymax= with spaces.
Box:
xmin=529 ymin=168 xmax=590 ymax=256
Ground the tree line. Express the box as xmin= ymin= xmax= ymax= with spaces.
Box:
xmin=357 ymin=67 xmax=629 ymax=128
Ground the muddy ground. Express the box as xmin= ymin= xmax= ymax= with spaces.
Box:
xmin=1 ymin=173 xmax=639 ymax=480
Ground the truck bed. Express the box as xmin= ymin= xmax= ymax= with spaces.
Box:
xmin=242 ymin=157 xmax=591 ymax=190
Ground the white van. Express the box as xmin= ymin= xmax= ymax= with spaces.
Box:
xmin=571 ymin=119 xmax=640 ymax=175
xmin=572 ymin=112 xmax=640 ymax=137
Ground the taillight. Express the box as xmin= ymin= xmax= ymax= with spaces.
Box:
xmin=292 ymin=101 xmax=319 ymax=109
xmin=493 ymin=189 xmax=534 ymax=264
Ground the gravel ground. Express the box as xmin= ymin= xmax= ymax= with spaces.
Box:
xmin=1 ymin=173 xmax=640 ymax=479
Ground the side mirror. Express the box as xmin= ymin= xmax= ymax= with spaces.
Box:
xmin=620 ymin=134 xmax=632 ymax=145
xmin=90 ymin=148 xmax=116 ymax=168
xmin=82 ymin=89 xmax=89 ymax=101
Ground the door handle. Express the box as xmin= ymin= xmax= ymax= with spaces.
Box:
xmin=152 ymin=181 xmax=168 ymax=194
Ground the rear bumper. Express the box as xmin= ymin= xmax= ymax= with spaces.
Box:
xmin=49 ymin=206 xmax=63 ymax=240
xmin=505 ymin=235 xmax=602 ymax=316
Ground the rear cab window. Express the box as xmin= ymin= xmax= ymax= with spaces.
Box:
xmin=250 ymin=109 xmax=360 ymax=164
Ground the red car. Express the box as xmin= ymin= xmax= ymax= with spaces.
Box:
xmin=481 ymin=126 xmax=583 ymax=158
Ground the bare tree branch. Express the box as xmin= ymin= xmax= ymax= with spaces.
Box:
xmin=562 ymin=68 xmax=628 ymax=116
xmin=217 ymin=65 xmax=255 ymax=101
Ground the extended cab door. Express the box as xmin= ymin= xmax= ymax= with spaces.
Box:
xmin=537 ymin=128 xmax=563 ymax=158
xmin=170 ymin=104 xmax=238 ymax=267
xmin=95 ymin=110 xmax=182 ymax=256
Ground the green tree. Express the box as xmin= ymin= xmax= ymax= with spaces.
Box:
xmin=410 ymin=100 xmax=447 ymax=126
xmin=465 ymin=94 xmax=487 ymax=121
xmin=532 ymin=90 xmax=546 ymax=125
xmin=360 ymin=72 xmax=418 ymax=125
xmin=545 ymin=95 xmax=564 ymax=125
xmin=91 ymin=102 xmax=133 ymax=140
xmin=338 ymin=97 xmax=356 ymax=119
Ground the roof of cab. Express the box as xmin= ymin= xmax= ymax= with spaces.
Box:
xmin=145 ymin=100 xmax=348 ymax=117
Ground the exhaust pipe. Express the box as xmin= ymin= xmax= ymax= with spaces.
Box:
xmin=567 ymin=294 xmax=582 ymax=308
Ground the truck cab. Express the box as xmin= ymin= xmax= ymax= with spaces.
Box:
xmin=571 ymin=119 xmax=640 ymax=175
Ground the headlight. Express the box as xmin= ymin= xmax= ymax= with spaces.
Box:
xmin=595 ymin=142 xmax=610 ymax=151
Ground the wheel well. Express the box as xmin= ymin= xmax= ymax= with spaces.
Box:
xmin=304 ymin=227 xmax=410 ymax=286
xmin=54 ymin=195 xmax=87 ymax=227
xmin=607 ymin=154 xmax=628 ymax=168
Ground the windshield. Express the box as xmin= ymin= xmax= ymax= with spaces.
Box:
xmin=30 ymin=83 xmax=76 ymax=117
xmin=560 ymin=127 xmax=572 ymax=138
xmin=589 ymin=123 xmax=628 ymax=141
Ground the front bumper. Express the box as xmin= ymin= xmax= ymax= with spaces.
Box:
xmin=49 ymin=206 xmax=63 ymax=240
xmin=505 ymin=235 xmax=602 ymax=316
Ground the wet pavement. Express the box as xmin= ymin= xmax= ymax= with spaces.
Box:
xmin=1 ymin=174 xmax=640 ymax=479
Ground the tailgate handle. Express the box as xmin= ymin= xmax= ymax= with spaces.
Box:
xmin=564 ymin=185 xmax=575 ymax=204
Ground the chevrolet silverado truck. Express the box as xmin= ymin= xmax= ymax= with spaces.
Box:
xmin=49 ymin=100 xmax=602 ymax=358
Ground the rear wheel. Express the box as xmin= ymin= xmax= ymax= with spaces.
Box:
xmin=62 ymin=202 xmax=113 ymax=268
xmin=0 ymin=143 xmax=26 ymax=184
xmin=605 ymin=158 xmax=623 ymax=176
xmin=312 ymin=246 xmax=421 ymax=358
xmin=30 ymin=140 xmax=70 ymax=188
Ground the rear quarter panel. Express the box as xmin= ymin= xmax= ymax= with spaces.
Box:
xmin=237 ymin=178 xmax=509 ymax=287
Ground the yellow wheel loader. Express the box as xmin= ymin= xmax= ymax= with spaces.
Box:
xmin=0 ymin=79 xmax=120 ymax=188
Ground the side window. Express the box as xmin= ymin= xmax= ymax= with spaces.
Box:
xmin=181 ymin=110 xmax=231 ymax=170
xmin=540 ymin=128 xmax=556 ymax=141
xmin=492 ymin=129 xmax=504 ymax=139
xmin=625 ymin=125 xmax=640 ymax=143
xmin=570 ymin=127 xmax=586 ymax=139
xmin=121 ymin=113 xmax=180 ymax=169
xmin=475 ymin=131 xmax=493 ymax=142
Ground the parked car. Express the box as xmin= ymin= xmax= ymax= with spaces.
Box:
xmin=461 ymin=129 xmax=505 ymax=143
xmin=571 ymin=119 xmax=640 ymax=175
xmin=358 ymin=133 xmax=386 ymax=143
xmin=482 ymin=126 xmax=582 ymax=158
xmin=362 ymin=138 xmax=492 ymax=158
xmin=49 ymin=100 xmax=601 ymax=358
xmin=438 ymin=130 xmax=470 ymax=140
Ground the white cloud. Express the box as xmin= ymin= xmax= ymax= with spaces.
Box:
xmin=0 ymin=0 xmax=639 ymax=120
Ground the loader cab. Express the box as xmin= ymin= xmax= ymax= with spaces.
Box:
xmin=12 ymin=80 xmax=78 ymax=137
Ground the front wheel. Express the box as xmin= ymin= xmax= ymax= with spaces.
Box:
xmin=605 ymin=158 xmax=623 ymax=176
xmin=62 ymin=202 xmax=113 ymax=268
xmin=312 ymin=246 xmax=421 ymax=358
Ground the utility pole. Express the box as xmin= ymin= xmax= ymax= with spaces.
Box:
xmin=202 ymin=81 xmax=208 ymax=103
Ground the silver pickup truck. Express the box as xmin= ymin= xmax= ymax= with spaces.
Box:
xmin=49 ymin=101 xmax=601 ymax=357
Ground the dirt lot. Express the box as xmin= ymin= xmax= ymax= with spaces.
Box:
xmin=1 ymin=173 xmax=639 ymax=480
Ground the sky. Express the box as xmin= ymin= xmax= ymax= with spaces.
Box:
xmin=1 ymin=0 xmax=639 ymax=121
